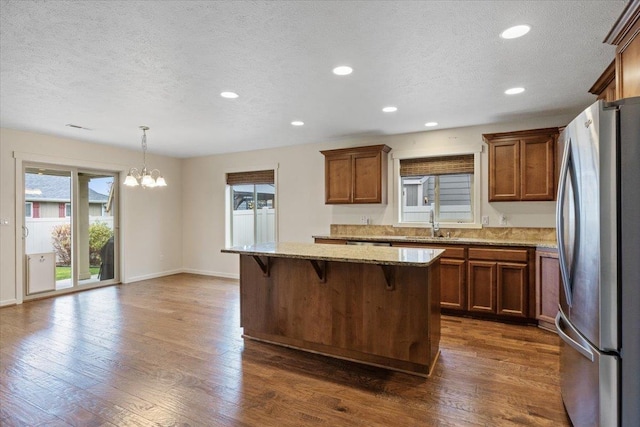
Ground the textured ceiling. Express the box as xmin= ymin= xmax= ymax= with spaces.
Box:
xmin=0 ymin=0 xmax=627 ymax=158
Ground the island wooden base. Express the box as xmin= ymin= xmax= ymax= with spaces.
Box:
xmin=243 ymin=332 xmax=441 ymax=377
xmin=239 ymin=254 xmax=441 ymax=377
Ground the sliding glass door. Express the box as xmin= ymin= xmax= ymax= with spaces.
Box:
xmin=23 ymin=165 xmax=118 ymax=297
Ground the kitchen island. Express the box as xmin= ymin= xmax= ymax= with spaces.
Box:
xmin=221 ymin=242 xmax=444 ymax=376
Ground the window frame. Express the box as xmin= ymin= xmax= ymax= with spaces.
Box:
xmin=224 ymin=165 xmax=279 ymax=248
xmin=392 ymin=146 xmax=482 ymax=229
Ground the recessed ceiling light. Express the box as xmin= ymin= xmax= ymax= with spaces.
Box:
xmin=332 ymin=66 xmax=353 ymax=76
xmin=505 ymin=87 xmax=525 ymax=95
xmin=382 ymin=106 xmax=397 ymax=113
xmin=500 ymin=25 xmax=531 ymax=39
xmin=291 ymin=121 xmax=304 ymax=126
xmin=220 ymin=91 xmax=239 ymax=99
xmin=425 ymin=122 xmax=438 ymax=127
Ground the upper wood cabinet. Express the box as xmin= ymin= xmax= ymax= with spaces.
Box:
xmin=483 ymin=128 xmax=560 ymax=202
xmin=320 ymin=144 xmax=391 ymax=204
xmin=590 ymin=0 xmax=640 ymax=100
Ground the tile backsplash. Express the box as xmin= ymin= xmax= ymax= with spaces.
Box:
xmin=329 ymin=224 xmax=556 ymax=243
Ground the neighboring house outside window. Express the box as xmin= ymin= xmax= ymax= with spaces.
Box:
xmin=25 ymin=202 xmax=33 ymax=218
xmin=24 ymin=174 xmax=111 ymax=219
xmin=395 ymin=152 xmax=481 ymax=228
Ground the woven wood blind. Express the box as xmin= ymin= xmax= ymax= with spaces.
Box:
xmin=226 ymin=169 xmax=274 ymax=185
xmin=400 ymin=155 xmax=474 ymax=177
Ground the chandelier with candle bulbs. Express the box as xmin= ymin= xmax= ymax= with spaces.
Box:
xmin=123 ymin=126 xmax=167 ymax=188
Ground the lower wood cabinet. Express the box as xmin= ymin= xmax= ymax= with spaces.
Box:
xmin=535 ymin=248 xmax=561 ymax=331
xmin=467 ymin=248 xmax=530 ymax=319
xmin=468 ymin=260 xmax=528 ymax=318
xmin=390 ymin=243 xmax=467 ymax=313
xmin=496 ymin=262 xmax=528 ymax=317
xmin=439 ymin=258 xmax=466 ymax=311
xmin=468 ymin=261 xmax=496 ymax=313
xmin=316 ymin=238 xmax=538 ymax=323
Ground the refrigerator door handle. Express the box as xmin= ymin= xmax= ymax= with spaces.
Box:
xmin=555 ymin=311 xmax=594 ymax=362
xmin=556 ymin=137 xmax=575 ymax=306
xmin=556 ymin=135 xmax=580 ymax=307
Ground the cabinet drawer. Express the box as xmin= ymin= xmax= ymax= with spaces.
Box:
xmin=434 ymin=246 xmax=465 ymax=259
xmin=314 ymin=238 xmax=347 ymax=245
xmin=468 ymin=248 xmax=528 ymax=262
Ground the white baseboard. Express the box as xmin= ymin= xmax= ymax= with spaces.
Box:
xmin=124 ymin=268 xmax=184 ymax=284
xmin=0 ymin=298 xmax=18 ymax=307
xmin=181 ymin=268 xmax=239 ymax=280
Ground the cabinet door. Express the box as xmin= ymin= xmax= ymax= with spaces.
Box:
xmin=352 ymin=151 xmax=383 ymax=203
xmin=536 ymin=250 xmax=560 ymax=327
xmin=496 ymin=262 xmax=527 ymax=317
xmin=468 ymin=261 xmax=496 ymax=313
xmin=521 ymin=136 xmax=555 ymax=201
xmin=325 ymin=154 xmax=352 ymax=204
xmin=489 ymin=140 xmax=520 ymax=201
xmin=440 ymin=258 xmax=466 ymax=311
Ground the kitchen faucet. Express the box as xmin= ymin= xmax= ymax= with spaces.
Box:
xmin=429 ymin=210 xmax=440 ymax=237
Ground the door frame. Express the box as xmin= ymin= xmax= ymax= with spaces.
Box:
xmin=14 ymin=151 xmax=125 ymax=303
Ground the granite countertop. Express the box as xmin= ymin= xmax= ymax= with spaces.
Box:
xmin=313 ymin=234 xmax=558 ymax=249
xmin=222 ymin=242 xmax=444 ymax=267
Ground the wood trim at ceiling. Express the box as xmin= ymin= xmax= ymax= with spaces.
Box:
xmin=320 ymin=144 xmax=391 ymax=157
xmin=482 ymin=127 xmax=560 ymax=144
xmin=604 ymin=0 xmax=640 ymax=45
xmin=588 ymin=60 xmax=616 ymax=95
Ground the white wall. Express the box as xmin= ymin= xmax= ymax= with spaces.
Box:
xmin=0 ymin=128 xmax=183 ymax=306
xmin=181 ymin=112 xmax=575 ymax=279
xmin=0 ymin=111 xmax=575 ymax=302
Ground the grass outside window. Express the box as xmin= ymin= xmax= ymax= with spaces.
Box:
xmin=55 ymin=266 xmax=100 ymax=281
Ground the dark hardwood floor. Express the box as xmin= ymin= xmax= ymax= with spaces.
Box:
xmin=0 ymin=273 xmax=570 ymax=426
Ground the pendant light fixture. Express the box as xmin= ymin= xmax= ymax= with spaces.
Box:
xmin=123 ymin=126 xmax=167 ymax=188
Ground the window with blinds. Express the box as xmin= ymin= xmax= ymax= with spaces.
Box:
xmin=226 ymin=169 xmax=276 ymax=246
xmin=226 ymin=170 xmax=274 ymax=186
xmin=399 ymin=155 xmax=475 ymax=224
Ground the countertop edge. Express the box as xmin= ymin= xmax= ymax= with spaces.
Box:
xmin=221 ymin=245 xmax=445 ymax=267
xmin=313 ymin=234 xmax=558 ymax=249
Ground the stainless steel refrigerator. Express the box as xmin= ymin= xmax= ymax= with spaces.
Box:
xmin=556 ymin=97 xmax=640 ymax=427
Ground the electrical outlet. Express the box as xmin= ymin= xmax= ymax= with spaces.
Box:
xmin=499 ymin=214 xmax=507 ymax=226
xmin=360 ymin=216 xmax=370 ymax=225
xmin=481 ymin=216 xmax=489 ymax=225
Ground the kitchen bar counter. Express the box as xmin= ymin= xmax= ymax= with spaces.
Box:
xmin=221 ymin=241 xmax=444 ymax=266
xmin=222 ymin=242 xmax=443 ymax=376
